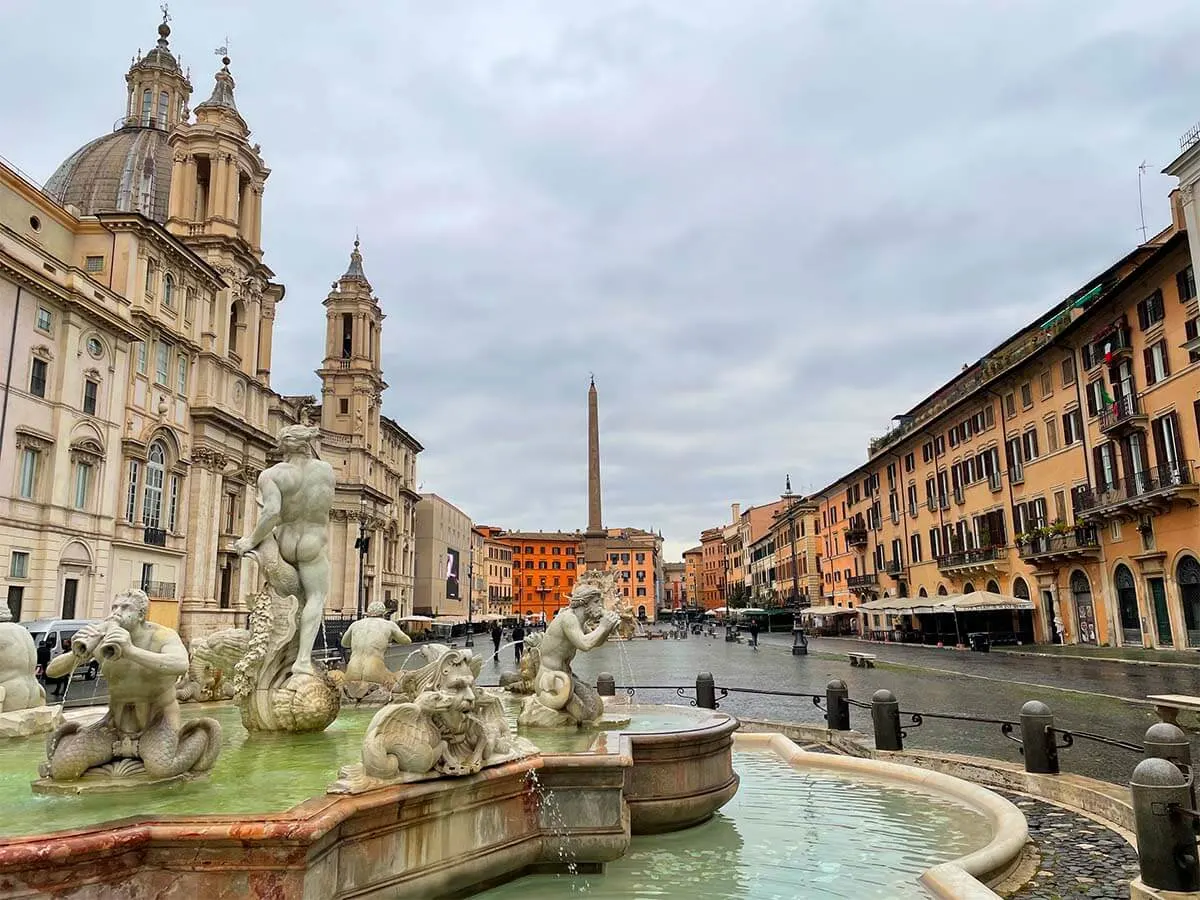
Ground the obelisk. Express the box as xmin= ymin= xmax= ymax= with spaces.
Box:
xmin=584 ymin=376 xmax=607 ymax=567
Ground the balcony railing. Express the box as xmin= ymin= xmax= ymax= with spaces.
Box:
xmin=884 ymin=559 xmax=904 ymax=577
xmin=1099 ymin=392 xmax=1145 ymax=433
xmin=1089 ymin=325 xmax=1133 ymax=364
xmin=1074 ymin=462 xmax=1194 ymax=515
xmin=140 ymin=580 xmax=177 ymax=599
xmin=936 ymin=545 xmax=1005 ymax=571
xmin=847 ymin=574 xmax=879 ymax=590
xmin=1018 ymin=527 xmax=1100 ymax=561
xmin=844 ymin=528 xmax=869 ymax=548
xmin=143 ymin=527 xmax=167 ymax=547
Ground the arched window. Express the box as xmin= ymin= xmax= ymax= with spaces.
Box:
xmin=162 ymin=273 xmax=174 ymax=308
xmin=1178 ymin=556 xmax=1200 ymax=648
xmin=937 ymin=584 xmax=948 ymax=596
xmin=963 ymin=582 xmax=976 ymax=594
xmin=1012 ymin=577 xmax=1030 ymax=601
xmin=142 ymin=441 xmax=166 ymax=528
xmin=141 ymin=89 xmax=152 ymax=125
xmin=1115 ymin=564 xmax=1141 ymax=646
xmin=985 ymin=579 xmax=1000 ymax=594
xmin=157 ymin=91 xmax=169 ymax=128
xmin=918 ymin=586 xmax=928 ymax=598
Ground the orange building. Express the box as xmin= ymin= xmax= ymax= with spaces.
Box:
xmin=663 ymin=562 xmax=685 ymax=609
xmin=699 ymin=526 xmax=726 ymax=609
xmin=593 ymin=527 xmax=663 ymax=621
xmin=500 ymin=531 xmax=582 ymax=621
xmin=809 ymin=177 xmax=1200 ymax=649
xmin=770 ymin=495 xmax=822 ymax=606
xmin=683 ymin=546 xmax=703 ymax=610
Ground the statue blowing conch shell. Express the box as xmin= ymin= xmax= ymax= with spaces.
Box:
xmin=328 ymin=644 xmax=536 ymax=794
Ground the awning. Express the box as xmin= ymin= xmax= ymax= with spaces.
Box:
xmin=944 ymin=591 xmax=1034 ymax=613
xmin=433 ymin=616 xmax=466 ymax=625
xmin=859 ymin=597 xmax=922 ymax=613
xmin=800 ymin=605 xmax=858 ymax=618
xmin=396 ymin=615 xmax=433 ymax=622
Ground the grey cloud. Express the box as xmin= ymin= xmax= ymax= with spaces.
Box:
xmin=3 ymin=0 xmax=1197 ymax=562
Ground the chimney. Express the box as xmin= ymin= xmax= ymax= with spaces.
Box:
xmin=730 ymin=502 xmax=741 ymax=523
xmin=1170 ymin=188 xmax=1187 ymax=234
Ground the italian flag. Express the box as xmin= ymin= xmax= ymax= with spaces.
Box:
xmin=1101 ymin=385 xmax=1117 ymax=415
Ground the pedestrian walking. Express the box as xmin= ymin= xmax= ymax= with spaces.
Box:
xmin=35 ymin=638 xmax=51 ymax=686
xmin=512 ymin=621 xmax=525 ymax=662
xmin=491 ymin=622 xmax=503 ymax=659
xmin=748 ymin=619 xmax=760 ymax=649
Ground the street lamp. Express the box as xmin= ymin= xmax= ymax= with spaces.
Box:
xmin=354 ymin=503 xmax=370 ymax=619
xmin=464 ymin=546 xmax=474 ymax=648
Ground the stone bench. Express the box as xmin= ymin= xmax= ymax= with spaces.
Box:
xmin=1147 ymin=694 xmax=1200 ymax=726
xmin=848 ymin=652 xmax=877 ymax=668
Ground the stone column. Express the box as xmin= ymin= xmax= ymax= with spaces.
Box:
xmin=183 ymin=155 xmax=198 ymax=220
xmin=210 ymin=154 xmax=228 ymax=221
xmin=343 ymin=513 xmax=359 ymax=614
xmin=238 ymin=185 xmax=256 ymax=240
xmin=257 ymin=301 xmax=274 ymax=380
xmin=225 ymin=158 xmax=240 ymax=224
xmin=251 ymin=186 xmax=264 ymax=248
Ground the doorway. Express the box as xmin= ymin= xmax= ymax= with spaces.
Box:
xmin=1114 ymin=565 xmax=1142 ymax=646
xmin=1070 ymin=571 xmax=1097 ymax=645
xmin=1148 ymin=576 xmax=1173 ymax=647
xmin=61 ymin=578 xmax=78 ymax=619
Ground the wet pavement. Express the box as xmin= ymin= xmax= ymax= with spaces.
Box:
xmin=477 ymin=631 xmax=1178 ymax=785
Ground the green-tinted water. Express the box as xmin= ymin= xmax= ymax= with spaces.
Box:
xmin=477 ymin=751 xmax=994 ymax=899
xmin=0 ymin=701 xmax=718 ymax=837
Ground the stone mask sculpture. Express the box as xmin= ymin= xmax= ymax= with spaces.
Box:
xmin=232 ymin=424 xmax=340 ymax=732
xmin=329 ymin=644 xmax=535 ymax=794
xmin=517 ymin=580 xmax=622 ymax=729
xmin=35 ymin=589 xmax=221 ymax=792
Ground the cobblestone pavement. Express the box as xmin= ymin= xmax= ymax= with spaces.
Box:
xmin=997 ymin=790 xmax=1139 ymax=899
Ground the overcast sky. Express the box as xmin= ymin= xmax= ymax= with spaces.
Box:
xmin=3 ymin=1 xmax=1198 ymax=560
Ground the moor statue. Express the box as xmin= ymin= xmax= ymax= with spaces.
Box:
xmin=37 ymin=590 xmax=221 ymax=789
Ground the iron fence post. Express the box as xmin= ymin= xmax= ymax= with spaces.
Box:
xmin=1130 ymin=757 xmax=1200 ymax=892
xmin=826 ymin=679 xmax=850 ymax=731
xmin=1144 ymin=722 xmax=1196 ymax=832
xmin=872 ymin=688 xmax=902 ymax=751
xmin=1019 ymin=700 xmax=1059 ymax=774
xmin=596 ymin=672 xmax=615 ymax=698
xmin=696 ymin=672 xmax=716 ymax=709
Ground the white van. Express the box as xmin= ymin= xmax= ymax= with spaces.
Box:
xmin=21 ymin=618 xmax=102 ymax=681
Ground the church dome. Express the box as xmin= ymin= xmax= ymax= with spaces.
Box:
xmin=45 ymin=125 xmax=174 ymax=223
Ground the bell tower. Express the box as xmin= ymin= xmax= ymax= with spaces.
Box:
xmin=319 ymin=239 xmax=387 ymax=449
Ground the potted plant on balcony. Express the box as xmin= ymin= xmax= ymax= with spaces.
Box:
xmin=1049 ymin=519 xmax=1071 ymax=536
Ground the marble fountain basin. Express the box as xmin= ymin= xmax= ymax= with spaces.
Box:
xmin=0 ymin=702 xmax=1023 ymax=899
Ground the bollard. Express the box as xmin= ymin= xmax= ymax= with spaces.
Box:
xmin=826 ymin=679 xmax=850 ymax=731
xmin=696 ymin=672 xmax=717 ymax=709
xmin=872 ymin=689 xmax=902 ymax=751
xmin=596 ymin=672 xmax=616 ymax=697
xmin=1145 ymin=722 xmax=1196 ymax=833
xmin=1019 ymin=700 xmax=1059 ymax=774
xmin=1130 ymin=757 xmax=1200 ymax=892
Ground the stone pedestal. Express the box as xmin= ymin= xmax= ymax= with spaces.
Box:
xmin=0 ymin=705 xmax=61 ymax=739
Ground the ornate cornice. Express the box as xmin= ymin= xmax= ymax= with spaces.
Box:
xmin=191 ymin=445 xmax=229 ymax=471
xmin=14 ymin=427 xmax=54 ymax=452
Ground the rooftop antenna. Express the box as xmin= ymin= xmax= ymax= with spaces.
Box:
xmin=1137 ymin=161 xmax=1149 ymax=243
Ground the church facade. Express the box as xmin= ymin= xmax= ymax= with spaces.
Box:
xmin=0 ymin=18 xmax=420 ymax=638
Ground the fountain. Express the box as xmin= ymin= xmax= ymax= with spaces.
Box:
xmin=0 ymin=604 xmax=61 ymax=738
xmin=327 ymin=600 xmax=413 ymax=707
xmin=0 ymin=414 xmax=1031 ymax=898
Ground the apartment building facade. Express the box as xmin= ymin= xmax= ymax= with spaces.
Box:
xmin=662 ymin=561 xmax=686 ymax=609
xmin=770 ymin=497 xmax=822 ymax=606
xmin=502 ymin=531 xmax=582 ymax=620
xmin=683 ymin=545 xmax=703 ymax=610
xmin=812 ymin=183 xmax=1200 ymax=648
xmin=412 ymin=493 xmax=473 ymax=619
xmin=597 ymin=527 xmax=663 ymax=621
xmin=699 ymin=526 xmax=726 ymax=609
xmin=475 ymin=525 xmax=513 ymax=618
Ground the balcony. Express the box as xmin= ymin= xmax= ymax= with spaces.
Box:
xmin=143 ymin=527 xmax=167 ymax=547
xmin=1090 ymin=324 xmax=1134 ymax=366
xmin=884 ymin=559 xmax=905 ymax=579
xmin=1074 ymin=462 xmax=1198 ymax=523
xmin=140 ymin=580 xmax=177 ymax=599
xmin=1018 ymin=527 xmax=1101 ymax=566
xmin=935 ymin=545 xmax=1009 ymax=576
xmin=847 ymin=573 xmax=879 ymax=595
xmin=1099 ymin=393 xmax=1147 ymax=436
xmin=844 ymin=527 xmax=869 ymax=549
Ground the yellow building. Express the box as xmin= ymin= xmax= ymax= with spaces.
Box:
xmin=813 ymin=178 xmax=1200 ymax=649
xmin=682 ymin=545 xmax=703 ymax=610
xmin=769 ymin=491 xmax=821 ymax=606
xmin=0 ymin=19 xmax=421 ymax=635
